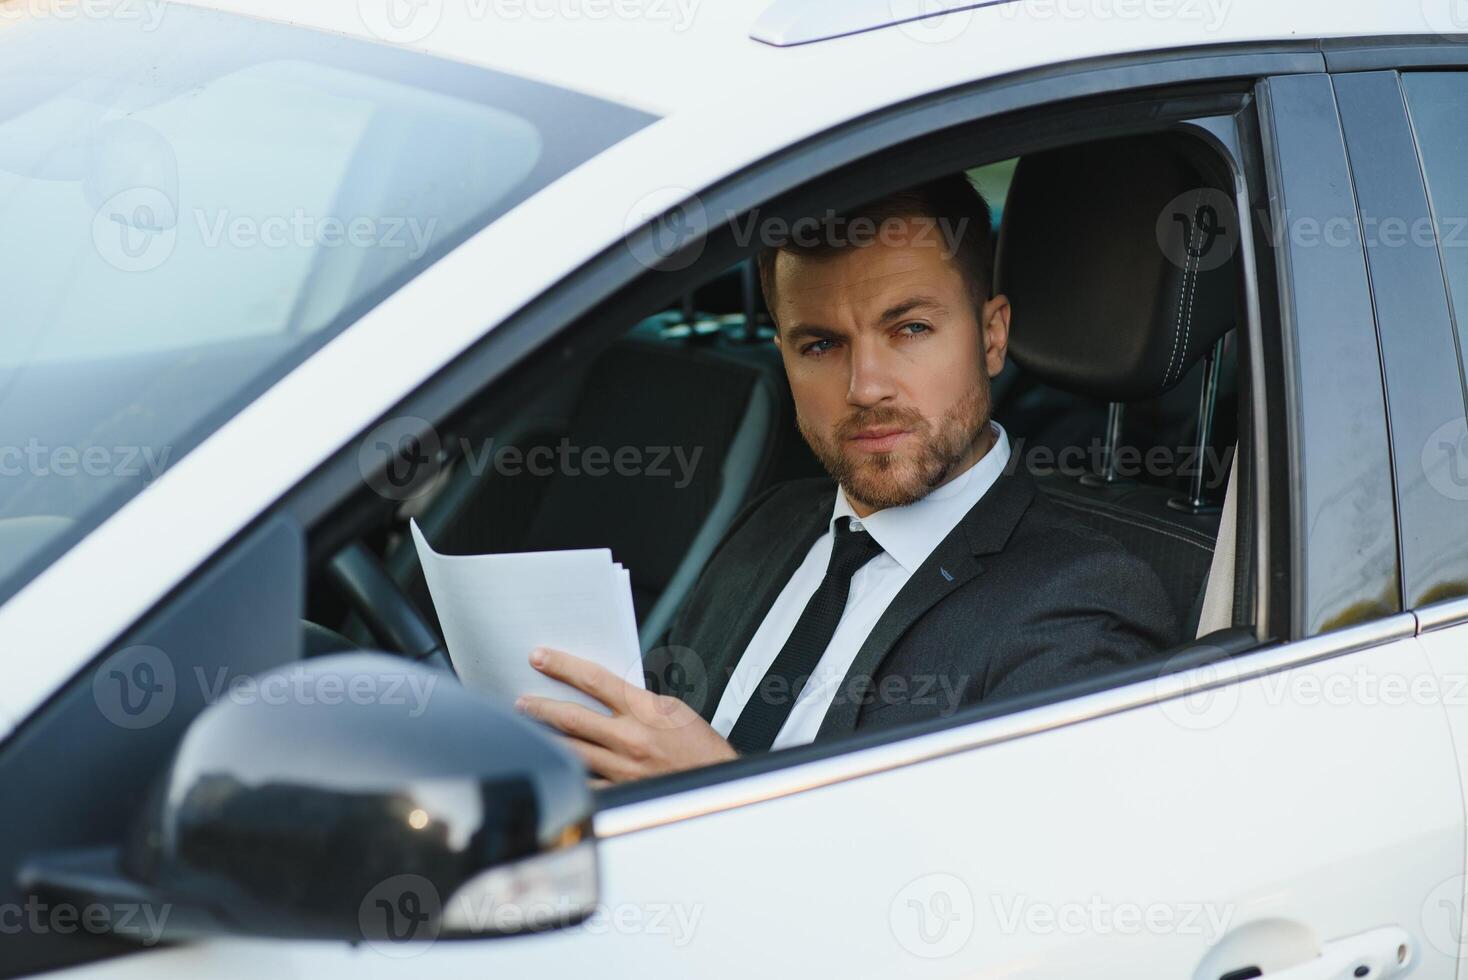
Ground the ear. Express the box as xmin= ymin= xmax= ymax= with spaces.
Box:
xmin=980 ymin=294 xmax=1010 ymax=378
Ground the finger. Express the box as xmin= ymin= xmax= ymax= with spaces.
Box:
xmin=515 ymin=694 xmax=619 ymax=745
xmin=530 ymin=646 xmax=639 ymax=713
xmin=558 ymin=735 xmax=638 ymax=783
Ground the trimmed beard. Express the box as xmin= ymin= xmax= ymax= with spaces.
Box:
xmin=798 ymin=379 xmax=989 ymax=513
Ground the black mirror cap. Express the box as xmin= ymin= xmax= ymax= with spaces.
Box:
xmin=124 ymin=653 xmax=596 ymax=941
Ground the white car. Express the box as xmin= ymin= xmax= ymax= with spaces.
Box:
xmin=4 ymin=0 xmax=1468 ymax=977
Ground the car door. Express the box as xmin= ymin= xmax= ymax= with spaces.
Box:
xmin=1338 ymin=65 xmax=1468 ymax=973
xmin=42 ymin=70 xmax=1464 ymax=980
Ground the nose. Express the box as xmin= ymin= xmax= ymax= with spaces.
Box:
xmin=846 ymin=337 xmax=899 ymax=408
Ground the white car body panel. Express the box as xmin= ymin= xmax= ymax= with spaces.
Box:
xmin=43 ymin=637 xmax=1463 ymax=978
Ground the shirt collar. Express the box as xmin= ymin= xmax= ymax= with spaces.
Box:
xmin=830 ymin=421 xmax=1011 ymax=574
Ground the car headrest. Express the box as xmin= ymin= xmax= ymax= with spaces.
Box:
xmin=993 ymin=134 xmax=1238 ymax=402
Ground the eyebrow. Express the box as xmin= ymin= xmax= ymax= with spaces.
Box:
xmin=877 ymin=296 xmax=945 ymax=323
xmin=785 ymin=295 xmax=948 ymax=342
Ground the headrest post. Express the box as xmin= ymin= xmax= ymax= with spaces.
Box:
xmin=1079 ymin=402 xmax=1133 ymax=487
xmin=1168 ymin=335 xmax=1226 ymax=515
xmin=740 ymin=259 xmax=759 ymax=343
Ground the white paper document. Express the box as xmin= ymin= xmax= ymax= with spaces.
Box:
xmin=410 ymin=520 xmax=645 ymax=713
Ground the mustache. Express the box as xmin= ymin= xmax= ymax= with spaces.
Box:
xmin=833 ymin=405 xmax=927 ymax=441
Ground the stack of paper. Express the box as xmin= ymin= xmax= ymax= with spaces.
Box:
xmin=410 ymin=520 xmax=645 ymax=713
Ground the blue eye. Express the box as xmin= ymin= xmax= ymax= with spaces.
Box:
xmin=802 ymin=339 xmax=837 ymax=357
xmin=899 ymin=321 xmax=931 ymax=336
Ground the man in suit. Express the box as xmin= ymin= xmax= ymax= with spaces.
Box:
xmin=514 ymin=175 xmax=1178 ymax=782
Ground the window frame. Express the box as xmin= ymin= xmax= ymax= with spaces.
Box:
xmin=348 ymin=85 xmax=1284 ymax=814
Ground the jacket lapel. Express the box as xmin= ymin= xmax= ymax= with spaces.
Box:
xmin=815 ymin=470 xmax=1037 ymax=737
xmin=697 ymin=490 xmax=832 ymax=722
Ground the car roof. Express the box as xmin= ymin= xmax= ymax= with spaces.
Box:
xmin=174 ymin=0 xmax=1443 ymax=119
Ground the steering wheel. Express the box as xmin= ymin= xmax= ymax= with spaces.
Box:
xmin=324 ymin=540 xmax=451 ymax=669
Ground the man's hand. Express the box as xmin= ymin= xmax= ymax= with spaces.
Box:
xmin=514 ymin=647 xmax=737 ymax=783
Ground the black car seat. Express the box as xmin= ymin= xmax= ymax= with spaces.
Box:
xmin=994 ymin=133 xmax=1239 ymax=635
xmin=387 ymin=318 xmax=793 ymax=649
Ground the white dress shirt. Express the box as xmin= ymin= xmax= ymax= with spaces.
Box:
xmin=710 ymin=421 xmax=1013 ymax=749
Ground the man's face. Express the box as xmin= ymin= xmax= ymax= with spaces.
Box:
xmin=771 ymin=217 xmax=1011 ymax=516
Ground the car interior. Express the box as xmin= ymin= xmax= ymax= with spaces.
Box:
xmin=300 ymin=125 xmax=1259 ymax=769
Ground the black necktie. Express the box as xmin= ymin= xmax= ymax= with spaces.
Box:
xmin=727 ymin=516 xmax=885 ymax=754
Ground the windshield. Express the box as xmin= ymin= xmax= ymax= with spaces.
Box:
xmin=0 ymin=4 xmax=654 ymax=606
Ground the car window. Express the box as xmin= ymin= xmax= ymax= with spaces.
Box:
xmin=0 ymin=5 xmax=653 ymax=610
xmin=1400 ymin=72 xmax=1468 ymax=546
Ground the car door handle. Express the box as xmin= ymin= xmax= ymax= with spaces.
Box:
xmin=1216 ymin=926 xmax=1414 ymax=980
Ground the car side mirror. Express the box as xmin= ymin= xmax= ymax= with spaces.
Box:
xmin=22 ymin=653 xmax=596 ymax=946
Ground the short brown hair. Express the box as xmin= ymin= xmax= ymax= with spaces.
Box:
xmin=756 ymin=174 xmax=995 ymax=325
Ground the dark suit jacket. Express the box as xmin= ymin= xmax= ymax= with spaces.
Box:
xmin=648 ymin=469 xmax=1179 ymax=742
